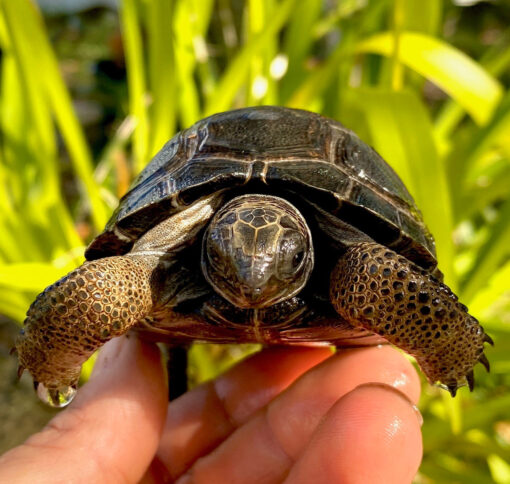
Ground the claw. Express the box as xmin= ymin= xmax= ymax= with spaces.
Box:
xmin=483 ymin=333 xmax=494 ymax=346
xmin=9 ymin=346 xmax=17 ymax=356
xmin=17 ymin=365 xmax=25 ymax=380
xmin=466 ymin=370 xmax=475 ymax=392
xmin=479 ymin=353 xmax=490 ymax=372
xmin=447 ymin=382 xmax=458 ymax=397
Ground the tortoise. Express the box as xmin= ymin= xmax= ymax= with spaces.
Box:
xmin=16 ymin=106 xmax=492 ymax=407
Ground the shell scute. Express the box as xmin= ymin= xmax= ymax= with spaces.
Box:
xmin=87 ymin=106 xmax=436 ymax=271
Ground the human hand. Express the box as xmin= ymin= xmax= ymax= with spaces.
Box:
xmin=0 ymin=337 xmax=422 ymax=483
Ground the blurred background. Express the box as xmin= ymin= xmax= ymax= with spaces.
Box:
xmin=0 ymin=0 xmax=509 ymax=481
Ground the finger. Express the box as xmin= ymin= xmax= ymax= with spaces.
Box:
xmin=149 ymin=346 xmax=332 ymax=480
xmin=172 ymin=346 xmax=420 ymax=483
xmin=285 ymin=384 xmax=423 ymax=484
xmin=268 ymin=345 xmax=421 ymax=458
xmin=0 ymin=336 xmax=167 ymax=484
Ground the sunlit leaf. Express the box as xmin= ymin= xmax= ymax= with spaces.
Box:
xmin=357 ymin=31 xmax=503 ymax=125
xmin=488 ymin=454 xmax=510 ymax=484
xmin=204 ymin=0 xmax=298 ymax=115
xmin=461 ymin=196 xmax=510 ymax=302
xmin=2 ymin=0 xmax=109 ymax=231
xmin=120 ymin=0 xmax=149 ymax=174
xmin=0 ymin=263 xmax=70 ymax=292
xmin=146 ymin=0 xmax=177 ymax=157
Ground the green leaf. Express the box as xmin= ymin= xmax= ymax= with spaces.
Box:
xmin=488 ymin=454 xmax=510 ymax=484
xmin=356 ymin=31 xmax=503 ymax=125
xmin=456 ymin=157 xmax=510 ymax=221
xmin=451 ymin=89 xmax=510 ymax=192
xmin=172 ymin=0 xmax=206 ymax=126
xmin=0 ymin=289 xmax=33 ymax=322
xmin=1 ymin=0 xmax=108 ymax=231
xmin=204 ymin=0 xmax=298 ymax=115
xmin=461 ymin=196 xmax=510 ymax=303
xmin=280 ymin=0 xmax=322 ymax=101
xmin=146 ymin=0 xmax=177 ymax=157
xmin=0 ymin=263 xmax=70 ymax=292
xmin=121 ymin=0 xmax=149 ymax=174
xmin=470 ymin=260 xmax=510 ymax=326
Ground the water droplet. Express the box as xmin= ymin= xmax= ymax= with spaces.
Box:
xmin=36 ymin=383 xmax=77 ymax=408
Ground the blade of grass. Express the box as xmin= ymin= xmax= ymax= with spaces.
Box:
xmin=461 ymin=196 xmax=510 ymax=303
xmin=0 ymin=263 xmax=72 ymax=291
xmin=356 ymin=31 xmax=503 ymax=125
xmin=246 ymin=0 xmax=277 ymax=106
xmin=0 ymin=289 xmax=33 ymax=322
xmin=423 ymin=393 xmax=510 ymax=451
xmin=400 ymin=0 xmax=441 ymax=35
xmin=190 ymin=0 xmax=215 ymax=103
xmin=470 ymin=260 xmax=510 ymax=325
xmin=287 ymin=32 xmax=352 ymax=110
xmin=146 ymin=0 xmax=177 ymax=156
xmin=204 ymin=0 xmax=298 ymax=115
xmin=435 ymin=29 xmax=510 ymax=142
xmin=2 ymin=0 xmax=108 ymax=231
xmin=121 ymin=0 xmax=149 ymax=174
xmin=457 ymin=157 xmax=510 ymax=221
xmin=280 ymin=0 xmax=321 ymax=102
xmin=173 ymin=0 xmax=203 ymax=126
xmin=450 ymin=89 xmax=510 ymax=195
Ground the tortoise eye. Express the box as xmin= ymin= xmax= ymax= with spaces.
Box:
xmin=277 ymin=232 xmax=308 ymax=279
xmin=292 ymin=251 xmax=305 ymax=268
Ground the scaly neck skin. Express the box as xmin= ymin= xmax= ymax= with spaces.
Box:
xmin=202 ymin=194 xmax=314 ymax=309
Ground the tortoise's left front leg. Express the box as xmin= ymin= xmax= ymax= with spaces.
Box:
xmin=330 ymin=242 xmax=493 ymax=396
xmin=16 ymin=254 xmax=159 ymax=407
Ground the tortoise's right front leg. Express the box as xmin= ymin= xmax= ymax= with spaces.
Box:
xmin=330 ymin=242 xmax=493 ymax=396
xmin=16 ymin=254 xmax=158 ymax=407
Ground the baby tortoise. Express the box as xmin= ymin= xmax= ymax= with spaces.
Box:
xmin=16 ymin=106 xmax=492 ymax=406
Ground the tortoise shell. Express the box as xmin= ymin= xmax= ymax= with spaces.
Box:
xmin=85 ymin=106 xmax=437 ymax=272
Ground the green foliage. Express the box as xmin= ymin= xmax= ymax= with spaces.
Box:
xmin=0 ymin=0 xmax=509 ymax=481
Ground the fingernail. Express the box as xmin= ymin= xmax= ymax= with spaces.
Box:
xmin=355 ymin=382 xmax=423 ymax=426
xmin=412 ymin=404 xmax=424 ymax=427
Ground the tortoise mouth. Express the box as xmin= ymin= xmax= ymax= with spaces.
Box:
xmin=226 ymin=279 xmax=294 ymax=309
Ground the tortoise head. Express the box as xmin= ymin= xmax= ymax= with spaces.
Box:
xmin=202 ymin=195 xmax=314 ymax=309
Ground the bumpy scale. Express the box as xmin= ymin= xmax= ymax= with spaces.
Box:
xmin=330 ymin=242 xmax=492 ymax=396
xmin=16 ymin=255 xmax=157 ymax=406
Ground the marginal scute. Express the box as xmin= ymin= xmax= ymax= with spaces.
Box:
xmin=330 ymin=242 xmax=491 ymax=392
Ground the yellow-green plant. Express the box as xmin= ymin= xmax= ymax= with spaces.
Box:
xmin=0 ymin=0 xmax=509 ymax=481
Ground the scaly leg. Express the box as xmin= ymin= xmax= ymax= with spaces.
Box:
xmin=330 ymin=242 xmax=493 ymax=396
xmin=16 ymin=255 xmax=159 ymax=406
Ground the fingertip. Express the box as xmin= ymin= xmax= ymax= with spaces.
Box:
xmin=351 ymin=345 xmax=422 ymax=404
xmin=286 ymin=383 xmax=423 ymax=484
xmin=266 ymin=345 xmax=421 ymax=460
